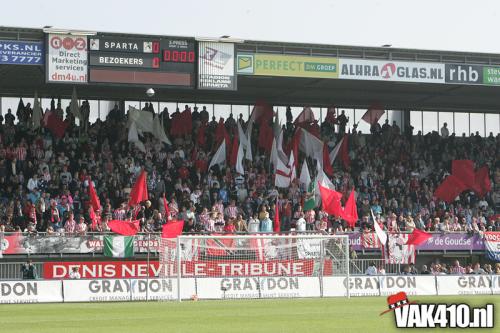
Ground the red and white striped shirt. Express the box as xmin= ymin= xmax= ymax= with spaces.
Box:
xmin=213 ymin=203 xmax=224 ymax=215
xmin=225 ymin=205 xmax=238 ymax=219
xmin=16 ymin=146 xmax=27 ymax=161
xmin=449 ymin=266 xmax=465 ymax=275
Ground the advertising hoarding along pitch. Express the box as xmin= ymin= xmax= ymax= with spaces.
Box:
xmin=0 ymin=40 xmax=44 ymax=65
xmin=46 ymin=33 xmax=88 ymax=83
xmin=198 ymin=41 xmax=237 ymax=90
xmin=89 ymin=35 xmax=195 ymax=87
xmin=237 ymin=53 xmax=339 ymax=78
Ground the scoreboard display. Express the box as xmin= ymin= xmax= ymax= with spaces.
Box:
xmin=88 ymin=35 xmax=195 ymax=88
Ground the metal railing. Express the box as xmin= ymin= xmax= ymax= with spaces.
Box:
xmin=349 ymin=259 xmax=401 ymax=275
xmin=0 ymin=262 xmax=44 ymax=280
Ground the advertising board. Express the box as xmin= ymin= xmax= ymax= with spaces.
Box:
xmin=46 ymin=33 xmax=88 ymax=83
xmin=0 ymin=40 xmax=43 ymax=65
xmin=198 ymin=41 xmax=236 ymax=90
xmin=237 ymin=53 xmax=339 ymax=79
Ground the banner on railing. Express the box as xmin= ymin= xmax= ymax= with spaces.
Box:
xmin=349 ymin=233 xmax=485 ymax=251
xmin=43 ymin=259 xmax=334 ymax=279
xmin=0 ymin=232 xmax=489 ymax=255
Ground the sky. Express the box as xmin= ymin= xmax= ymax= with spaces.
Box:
xmin=3 ymin=0 xmax=500 ymax=54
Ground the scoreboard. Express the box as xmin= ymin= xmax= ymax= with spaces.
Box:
xmin=88 ymin=35 xmax=195 ymax=88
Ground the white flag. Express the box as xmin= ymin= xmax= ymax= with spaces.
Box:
xmin=128 ymin=122 xmax=146 ymax=153
xmin=314 ymin=161 xmax=335 ymax=205
xmin=289 ymin=151 xmax=296 ymax=182
xmin=372 ymin=209 xmax=387 ymax=246
xmin=329 ymin=136 xmax=344 ymax=164
xmin=152 ymin=116 xmax=171 ymax=145
xmin=299 ymin=128 xmax=323 ymax=162
xmin=245 ymin=121 xmax=253 ymax=161
xmin=235 ymin=143 xmax=245 ymax=175
xmin=276 ymin=129 xmax=288 ymax=164
xmin=274 ymin=153 xmax=291 ymax=188
xmin=270 ymin=137 xmax=278 ymax=169
xmin=70 ymin=87 xmax=82 ymax=120
xmin=209 ymin=140 xmax=226 ymax=170
xmin=237 ymin=121 xmax=248 ymax=149
xmin=299 ymin=161 xmax=311 ymax=189
xmin=32 ymin=91 xmax=42 ymax=130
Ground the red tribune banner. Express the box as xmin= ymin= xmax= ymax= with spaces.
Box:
xmin=43 ymin=260 xmax=334 ymax=279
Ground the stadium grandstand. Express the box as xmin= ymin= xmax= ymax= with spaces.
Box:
xmin=0 ymin=25 xmax=499 ymax=299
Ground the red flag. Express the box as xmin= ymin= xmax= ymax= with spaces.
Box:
xmin=229 ymin=134 xmax=239 ymax=167
xmin=180 ymin=108 xmax=192 ymax=135
xmin=161 ymin=220 xmax=184 ymax=238
xmin=108 ymin=219 xmax=140 ymax=236
xmin=170 ymin=113 xmax=180 ymax=136
xmin=324 ymin=106 xmax=337 ymax=124
xmin=318 ymin=183 xmax=343 ymax=217
xmin=43 ymin=111 xmax=68 ymax=138
xmin=258 ymin=121 xmax=273 ymax=152
xmin=163 ymin=194 xmax=170 ymax=220
xmin=434 ymin=175 xmax=467 ymax=203
xmin=128 ymin=170 xmax=148 ymax=207
xmin=361 ymin=104 xmax=385 ymax=125
xmin=341 ymin=190 xmax=358 ymax=228
xmin=88 ymin=178 xmax=101 ymax=212
xmin=340 ymin=134 xmax=350 ymax=169
xmin=215 ymin=118 xmax=226 ymax=145
xmin=250 ymin=100 xmax=273 ymax=125
xmin=406 ymin=228 xmax=432 ymax=246
xmin=452 ymin=160 xmax=475 ymax=189
xmin=474 ymin=166 xmax=491 ymax=198
xmin=197 ymin=122 xmax=207 ymax=146
xmin=89 ymin=206 xmax=98 ymax=231
xmin=273 ymin=202 xmax=280 ymax=233
xmin=322 ymin=145 xmax=334 ymax=177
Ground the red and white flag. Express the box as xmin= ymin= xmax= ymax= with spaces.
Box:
xmin=294 ymin=106 xmax=315 ymax=125
xmin=361 ymin=104 xmax=385 ymax=125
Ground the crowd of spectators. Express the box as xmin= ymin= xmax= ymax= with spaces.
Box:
xmin=365 ymin=260 xmax=500 ymax=275
xmin=0 ymin=98 xmax=498 ymax=238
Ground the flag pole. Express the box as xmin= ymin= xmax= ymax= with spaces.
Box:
xmin=146 ymin=231 xmax=150 ymax=302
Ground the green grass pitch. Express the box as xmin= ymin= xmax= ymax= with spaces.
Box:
xmin=1 ymin=295 xmax=499 ymax=333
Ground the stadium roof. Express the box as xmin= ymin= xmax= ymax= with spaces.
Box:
xmin=1 ymin=26 xmax=499 ymax=113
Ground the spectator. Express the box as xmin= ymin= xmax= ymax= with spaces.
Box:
xmin=421 ymin=265 xmax=431 ymax=274
xmin=365 ymin=262 xmax=378 ymax=275
xmin=449 ymin=260 xmax=465 ymax=275
xmin=69 ymin=267 xmax=81 ymax=279
xmin=20 ymin=260 xmax=37 ymax=279
xmin=337 ymin=110 xmax=349 ymax=135
xmin=296 ymin=213 xmax=307 ymax=232
xmin=247 ymin=213 xmax=260 ymax=233
xmin=472 ymin=262 xmax=486 ymax=275
xmin=440 ymin=122 xmax=449 ymax=138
